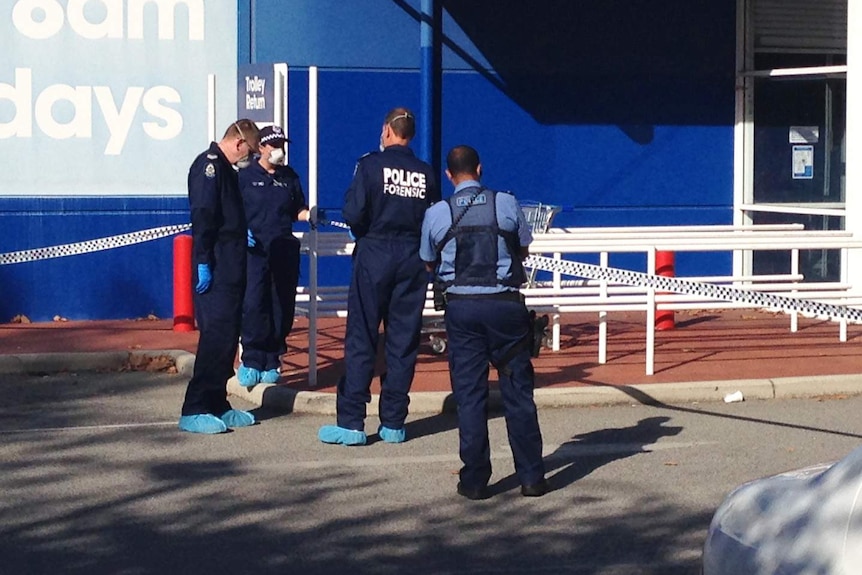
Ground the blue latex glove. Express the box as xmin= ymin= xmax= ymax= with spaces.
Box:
xmin=195 ymin=263 xmax=212 ymax=294
xmin=247 ymin=229 xmax=256 ymax=248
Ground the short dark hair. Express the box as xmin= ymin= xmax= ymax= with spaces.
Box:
xmin=385 ymin=107 xmax=415 ymax=140
xmin=446 ymin=145 xmax=480 ymax=177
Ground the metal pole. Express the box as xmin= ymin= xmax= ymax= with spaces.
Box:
xmin=419 ymin=0 xmax=433 ymax=164
xmin=846 ymin=0 xmax=862 ymax=296
xmin=419 ymin=0 xmax=441 ymax=173
xmin=249 ymin=0 xmax=257 ymax=63
xmin=207 ymin=74 xmax=216 ymax=142
xmin=308 ymin=66 xmax=319 ymax=387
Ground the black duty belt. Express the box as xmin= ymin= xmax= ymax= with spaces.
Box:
xmin=445 ymin=291 xmax=524 ymax=304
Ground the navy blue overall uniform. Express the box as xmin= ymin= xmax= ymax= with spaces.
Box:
xmin=239 ymin=162 xmax=307 ymax=372
xmin=420 ymin=182 xmax=545 ymax=491
xmin=338 ymin=144 xmax=440 ymax=431
xmin=182 ymin=142 xmax=247 ymax=416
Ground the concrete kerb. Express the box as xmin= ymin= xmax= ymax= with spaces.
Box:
xmin=3 ymin=350 xmax=862 ymax=412
xmin=0 ymin=350 xmax=196 ymax=378
xmin=227 ymin=373 xmax=862 ymax=415
xmin=227 ymin=378 xmax=456 ymax=416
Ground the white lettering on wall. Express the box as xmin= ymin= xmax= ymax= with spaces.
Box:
xmin=35 ymin=83 xmax=92 ymax=139
xmin=5 ymin=0 xmax=205 ymax=156
xmin=128 ymin=0 xmax=204 ymax=40
xmin=94 ymin=86 xmax=143 ymax=154
xmin=67 ymin=0 xmax=123 ymax=39
xmin=142 ymin=85 xmax=183 ymax=140
xmin=12 ymin=0 xmax=65 ymax=39
xmin=12 ymin=0 xmax=205 ymax=40
xmin=0 ymin=68 xmax=32 ymax=137
xmin=0 ymin=68 xmax=184 ymax=154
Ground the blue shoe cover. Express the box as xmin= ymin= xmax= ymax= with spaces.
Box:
xmin=378 ymin=425 xmax=407 ymax=443
xmin=318 ymin=425 xmax=367 ymax=446
xmin=260 ymin=368 xmax=280 ymax=384
xmin=179 ymin=414 xmax=228 ymax=434
xmin=220 ymin=409 xmax=256 ymax=428
xmin=237 ymin=364 xmax=261 ymax=387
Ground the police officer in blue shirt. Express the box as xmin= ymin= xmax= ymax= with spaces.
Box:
xmin=180 ymin=119 xmax=260 ymax=435
xmin=237 ymin=125 xmax=312 ymax=387
xmin=318 ymin=107 xmax=440 ymax=446
xmin=420 ymin=145 xmax=548 ymax=499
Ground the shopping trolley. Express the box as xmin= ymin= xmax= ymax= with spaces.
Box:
xmin=422 ymin=200 xmax=562 ymax=355
xmin=519 ymin=201 xmax=563 ymax=287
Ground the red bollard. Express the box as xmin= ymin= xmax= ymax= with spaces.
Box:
xmin=173 ymin=234 xmax=195 ymax=332
xmin=655 ymin=250 xmax=675 ymax=331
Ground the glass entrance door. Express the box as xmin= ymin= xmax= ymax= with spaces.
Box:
xmin=749 ymin=55 xmax=847 ymax=281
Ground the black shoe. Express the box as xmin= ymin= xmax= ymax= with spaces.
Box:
xmin=520 ymin=479 xmax=550 ymax=497
xmin=457 ymin=482 xmax=491 ymax=500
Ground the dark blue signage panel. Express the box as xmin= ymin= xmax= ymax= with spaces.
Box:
xmin=237 ymin=64 xmax=274 ymax=122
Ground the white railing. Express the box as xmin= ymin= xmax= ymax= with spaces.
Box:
xmin=296 ymin=224 xmax=862 ymax=381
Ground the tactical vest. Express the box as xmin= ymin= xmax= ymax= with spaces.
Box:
xmin=442 ymin=187 xmax=526 ymax=288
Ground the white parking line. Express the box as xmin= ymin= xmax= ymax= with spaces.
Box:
xmin=269 ymin=440 xmax=715 ymax=470
xmin=0 ymin=421 xmax=177 ymax=434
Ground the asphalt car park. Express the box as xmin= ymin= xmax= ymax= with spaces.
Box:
xmin=2 ymin=370 xmax=862 ymax=575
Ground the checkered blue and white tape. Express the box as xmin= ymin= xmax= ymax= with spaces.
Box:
xmin=524 ymin=254 xmax=862 ymax=325
xmin=327 ymin=218 xmax=862 ymax=324
xmin=4 ymin=222 xmax=862 ymax=325
xmin=0 ymin=224 xmax=191 ymax=266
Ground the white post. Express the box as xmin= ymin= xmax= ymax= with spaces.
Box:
xmin=733 ymin=0 xmax=751 ymax=280
xmin=841 ymin=246 xmax=849 ymax=341
xmin=598 ymin=251 xmax=609 ymax=364
xmin=308 ymin=66 xmax=319 ymax=387
xmin=847 ymin=0 xmax=862 ymax=297
xmin=646 ymin=248 xmax=656 ymax=376
xmin=273 ymin=63 xmax=288 ymax=161
xmin=552 ymin=251 xmax=561 ymax=351
xmin=790 ymin=248 xmax=799 ymax=332
xmin=207 ymin=74 xmax=216 ymax=142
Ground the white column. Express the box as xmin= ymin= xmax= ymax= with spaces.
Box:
xmin=273 ymin=63 xmax=288 ymax=161
xmin=734 ymin=0 xmax=754 ymax=277
xmin=207 ymin=74 xmax=216 ymax=142
xmin=846 ymin=0 xmax=862 ymax=294
xmin=308 ymin=66 xmax=319 ymax=387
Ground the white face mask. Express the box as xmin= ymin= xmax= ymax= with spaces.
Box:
xmin=235 ymin=156 xmax=251 ymax=169
xmin=269 ymin=148 xmax=285 ymax=165
xmin=379 ymin=130 xmax=385 ymax=152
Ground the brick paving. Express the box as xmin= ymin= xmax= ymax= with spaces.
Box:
xmin=3 ymin=309 xmax=862 ymax=394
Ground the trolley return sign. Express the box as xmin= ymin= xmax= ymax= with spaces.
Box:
xmin=237 ymin=63 xmax=274 ymax=122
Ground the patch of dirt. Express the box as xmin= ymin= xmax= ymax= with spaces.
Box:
xmin=123 ymin=354 xmax=178 ymax=373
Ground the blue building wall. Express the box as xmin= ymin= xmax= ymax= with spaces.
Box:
xmin=268 ymin=0 xmax=738 ymax=287
xmin=1 ymin=0 xmax=737 ymax=321
xmin=0 ymin=197 xmax=189 ymax=321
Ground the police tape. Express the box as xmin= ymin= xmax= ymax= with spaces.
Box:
xmin=323 ymin=219 xmax=862 ymax=323
xmin=0 ymin=224 xmax=192 ymax=266
xmin=26 ymin=220 xmax=850 ymax=324
xmin=524 ymin=254 xmax=862 ymax=325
